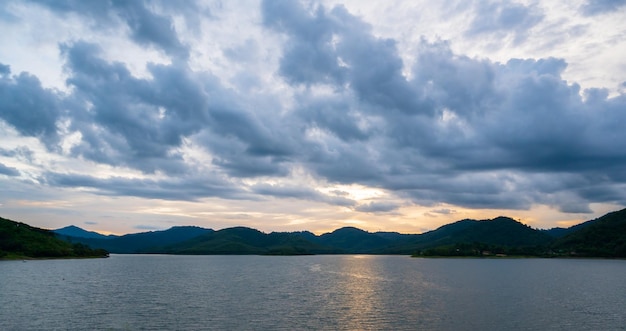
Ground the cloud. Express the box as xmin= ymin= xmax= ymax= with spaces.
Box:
xmin=44 ymin=171 xmax=244 ymax=201
xmin=250 ymin=183 xmax=355 ymax=207
xmin=261 ymin=0 xmax=348 ymax=86
xmin=296 ymin=93 xmax=372 ymax=142
xmin=261 ymin=1 xmax=626 ymax=213
xmin=59 ymin=41 xmax=204 ymax=173
xmin=262 ymin=1 xmax=427 ymax=116
xmin=1 ymin=0 xmax=625 ymax=219
xmin=430 ymin=208 xmax=456 ymax=215
xmin=355 ymin=202 xmax=400 ymax=213
xmin=113 ymin=1 xmax=190 ymax=59
xmin=28 ymin=0 xmax=191 ymax=59
xmin=134 ymin=224 xmax=163 ymax=231
xmin=580 ymin=0 xmax=626 ymax=15
xmin=0 ymin=64 xmax=62 ymax=149
xmin=59 ymin=37 xmax=303 ymax=177
xmin=466 ymin=1 xmax=544 ymax=44
xmin=0 ymin=146 xmax=34 ymax=163
xmin=0 ymin=162 xmax=20 ymax=176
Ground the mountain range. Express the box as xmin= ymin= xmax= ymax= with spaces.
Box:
xmin=48 ymin=208 xmax=626 ymax=257
xmin=54 ymin=226 xmax=212 ymax=254
xmin=0 ymin=216 xmax=108 ymax=259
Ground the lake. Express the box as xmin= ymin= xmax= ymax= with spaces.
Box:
xmin=1 ymin=255 xmax=625 ymax=330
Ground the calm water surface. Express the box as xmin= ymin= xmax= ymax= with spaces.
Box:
xmin=1 ymin=255 xmax=625 ymax=330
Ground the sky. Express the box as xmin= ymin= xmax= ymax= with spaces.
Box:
xmin=1 ymin=0 xmax=626 ymax=235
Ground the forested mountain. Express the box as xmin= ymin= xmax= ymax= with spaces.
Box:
xmin=541 ymin=220 xmax=595 ymax=238
xmin=54 ymin=225 xmax=117 ymax=240
xmin=393 ymin=217 xmax=556 ymax=256
xmin=55 ymin=226 xmax=213 ymax=253
xmin=416 ymin=217 xmax=553 ymax=246
xmin=139 ymin=217 xmax=569 ymax=256
xmin=8 ymin=207 xmax=625 ymax=257
xmin=552 ymin=209 xmax=626 ymax=257
xmin=156 ymin=227 xmax=338 ymax=255
xmin=0 ymin=217 xmax=108 ymax=259
xmin=311 ymin=227 xmax=397 ymax=253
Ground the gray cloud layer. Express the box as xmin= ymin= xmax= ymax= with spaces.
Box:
xmin=580 ymin=0 xmax=626 ymax=15
xmin=27 ymin=0 xmax=192 ymax=59
xmin=1 ymin=0 xmax=625 ymax=214
xmin=0 ymin=162 xmax=20 ymax=177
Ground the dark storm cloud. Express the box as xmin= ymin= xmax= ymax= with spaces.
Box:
xmin=305 ymin=139 xmax=387 ymax=184
xmin=261 ymin=0 xmax=347 ymax=86
xmin=262 ymin=1 xmax=428 ymax=115
xmin=0 ymin=163 xmax=20 ymax=176
xmin=577 ymin=185 xmax=626 ymax=205
xmin=251 ymin=183 xmax=355 ymax=207
xmin=398 ymin=46 xmax=626 ymax=175
xmin=113 ymin=1 xmax=190 ymax=59
xmin=209 ymin=136 xmax=292 ymax=178
xmin=385 ymin=170 xmax=535 ymax=210
xmin=44 ymin=171 xmax=244 ymax=201
xmin=580 ymin=0 xmax=626 ymax=15
xmin=0 ymin=64 xmax=62 ymax=149
xmin=28 ymin=0 xmax=190 ymax=59
xmin=207 ymin=107 xmax=294 ymax=158
xmin=467 ymin=1 xmax=544 ymax=44
xmin=295 ymin=93 xmax=371 ymax=142
xmin=262 ymin=1 xmax=626 ymax=212
xmin=0 ymin=146 xmax=35 ymax=164
xmin=60 ymin=42 xmax=199 ymax=173
xmin=2 ymin=0 xmax=626 ymax=214
xmin=59 ymin=40 xmax=297 ymax=176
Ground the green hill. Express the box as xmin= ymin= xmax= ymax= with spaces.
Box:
xmin=157 ymin=227 xmax=338 ymax=255
xmin=56 ymin=226 xmax=213 ymax=254
xmin=312 ymin=227 xmax=395 ymax=253
xmin=422 ymin=216 xmax=552 ymax=245
xmin=32 ymin=207 xmax=626 ymax=258
xmin=150 ymin=219 xmax=556 ymax=256
xmin=396 ymin=217 xmax=554 ymax=256
xmin=54 ymin=225 xmax=118 ymax=240
xmin=552 ymin=209 xmax=626 ymax=257
xmin=0 ymin=217 xmax=108 ymax=259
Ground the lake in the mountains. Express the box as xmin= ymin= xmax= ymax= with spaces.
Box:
xmin=1 ymin=255 xmax=625 ymax=330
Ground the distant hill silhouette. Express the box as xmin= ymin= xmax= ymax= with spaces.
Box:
xmin=37 ymin=207 xmax=626 ymax=257
xmin=395 ymin=217 xmax=555 ymax=256
xmin=54 ymin=225 xmax=117 ymax=240
xmin=56 ymin=226 xmax=213 ymax=253
xmin=311 ymin=227 xmax=395 ymax=253
xmin=157 ymin=227 xmax=338 ymax=255
xmin=541 ymin=220 xmax=595 ymax=238
xmin=0 ymin=217 xmax=108 ymax=259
